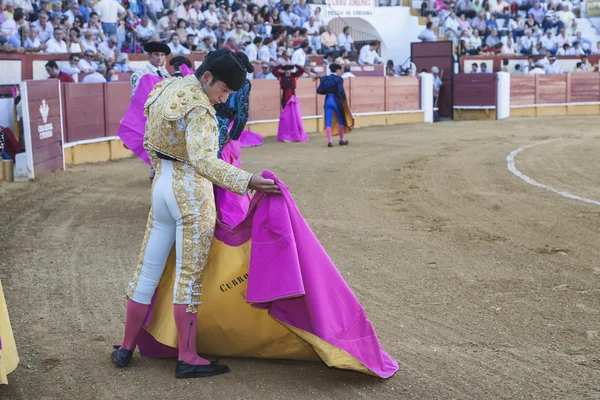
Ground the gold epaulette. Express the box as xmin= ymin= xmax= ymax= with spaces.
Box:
xmin=145 ymin=75 xmax=216 ymax=121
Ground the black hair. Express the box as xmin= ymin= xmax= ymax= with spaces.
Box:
xmin=45 ymin=60 xmax=59 ymax=69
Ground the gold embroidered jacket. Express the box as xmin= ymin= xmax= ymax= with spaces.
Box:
xmin=144 ymin=75 xmax=252 ymax=195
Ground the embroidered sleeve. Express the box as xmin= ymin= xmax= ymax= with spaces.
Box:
xmin=230 ymin=81 xmax=250 ymax=141
xmin=186 ymin=107 xmax=253 ymax=195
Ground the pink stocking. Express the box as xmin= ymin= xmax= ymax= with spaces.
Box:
xmin=173 ymin=304 xmax=210 ymax=365
xmin=326 ymin=127 xmax=332 ymax=144
xmin=120 ymin=299 xmax=150 ymax=351
xmin=338 ymin=125 xmax=345 ymax=142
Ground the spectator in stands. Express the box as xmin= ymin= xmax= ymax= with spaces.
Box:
xmin=555 ymin=4 xmax=576 ymax=34
xmin=199 ymin=36 xmax=216 ymax=53
xmin=320 ymin=24 xmax=337 ymax=53
xmin=61 ymin=53 xmax=81 ymax=75
xmin=485 ymin=14 xmax=500 ymax=35
xmin=457 ymin=13 xmax=471 ymax=33
xmin=540 ymin=30 xmax=557 ymax=53
xmin=486 ymin=29 xmax=501 ymax=48
xmin=25 ymin=26 xmax=46 ymax=52
xmin=98 ymin=35 xmax=118 ymax=59
xmin=418 ymin=22 xmax=437 ymax=42
xmin=1 ymin=6 xmax=23 ymax=37
xmin=513 ymin=64 xmax=523 ymax=74
xmin=182 ymin=33 xmax=199 ymax=52
xmin=555 ymin=27 xmax=569 ymax=50
xmin=471 ymin=11 xmax=487 ymax=36
xmin=45 ymin=27 xmax=68 ymax=53
xmin=224 ymin=36 xmax=239 ymax=51
xmin=175 ymin=18 xmax=188 ymax=42
xmin=528 ymin=60 xmax=545 ymax=74
xmin=115 ymin=53 xmax=133 ymax=72
xmin=291 ymin=40 xmax=309 ymax=66
xmin=65 ymin=2 xmax=80 ymax=26
xmin=82 ymin=62 xmax=107 ymax=82
xmin=335 ymin=49 xmax=352 ymax=65
xmin=572 ymin=32 xmax=591 ymax=55
xmin=528 ymin=2 xmax=544 ymax=24
xmin=467 ymin=29 xmax=482 ymax=54
xmin=338 ymin=26 xmax=355 ymax=53
xmin=230 ymin=22 xmax=249 ymax=45
xmin=491 ymin=0 xmax=511 ymax=27
xmin=293 ymin=0 xmax=312 ymax=27
xmin=79 ymin=50 xmax=97 ymax=72
xmin=146 ymin=0 xmax=163 ymax=24
xmin=469 ymin=62 xmax=479 ymax=73
xmin=156 ymin=10 xmax=176 ymax=36
xmin=83 ymin=12 xmax=104 ymax=43
xmin=176 ymin=0 xmax=196 ymax=21
xmin=280 ymin=3 xmax=300 ymax=31
xmin=254 ymin=62 xmax=270 ymax=79
xmin=574 ymin=61 xmax=583 ymax=72
xmin=524 ymin=13 xmax=540 ymax=36
xmin=0 ymin=33 xmax=23 ymax=52
xmin=264 ymin=37 xmax=277 ymax=62
xmin=510 ymin=14 xmax=525 ymax=38
xmin=359 ymin=41 xmax=383 ymax=65
xmin=137 ymin=16 xmax=154 ymax=45
xmin=519 ymin=29 xmax=535 ymax=54
xmin=303 ymin=16 xmax=320 ymax=52
xmin=80 ymin=30 xmax=97 ymax=53
xmin=314 ymin=6 xmax=327 ymax=27
xmin=93 ymin=0 xmax=126 ymax=37
xmin=457 ymin=0 xmax=476 ymax=19
xmin=233 ymin=3 xmax=253 ymax=25
xmin=544 ymin=56 xmax=563 ymax=74
xmin=445 ymin=12 xmax=460 ymax=44
xmin=502 ymin=38 xmax=516 ymax=54
xmin=204 ymin=3 xmax=219 ymax=25
xmin=168 ymin=34 xmax=190 ymax=55
xmin=32 ymin=10 xmax=54 ymax=43
xmin=580 ymin=55 xmax=592 ymax=71
xmin=46 ymin=60 xmax=74 ymax=82
xmin=570 ymin=41 xmax=585 ymax=56
xmin=541 ymin=3 xmax=557 ymax=34
xmin=3 ymin=0 xmax=14 ymax=21
xmin=199 ymin=22 xmax=216 ymax=43
xmin=67 ymin=27 xmax=83 ymax=53
xmin=480 ymin=62 xmax=491 ymax=73
xmin=342 ymin=64 xmax=356 ymax=78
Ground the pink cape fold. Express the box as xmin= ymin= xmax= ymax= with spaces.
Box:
xmin=137 ymin=167 xmax=399 ymax=379
xmin=116 ymin=74 xmax=162 ymax=166
xmin=239 ymin=129 xmax=263 ymax=147
xmin=277 ymin=96 xmax=309 ymax=143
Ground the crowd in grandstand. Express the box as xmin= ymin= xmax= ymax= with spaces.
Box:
xmin=0 ymin=0 xmax=388 ymax=81
xmin=419 ymin=0 xmax=600 ymax=73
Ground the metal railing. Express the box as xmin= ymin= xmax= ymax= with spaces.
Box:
xmin=326 ymin=7 xmax=381 ymax=47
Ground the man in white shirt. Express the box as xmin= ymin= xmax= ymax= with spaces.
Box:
xmin=186 ymin=18 xmax=201 ymax=44
xmin=341 ymin=64 xmax=356 ymax=79
xmin=245 ymin=36 xmax=259 ymax=62
xmin=146 ymin=0 xmax=163 ymax=24
xmin=291 ymin=40 xmax=309 ymax=67
xmin=61 ymin=53 xmax=82 ymax=76
xmin=418 ymin=22 xmax=437 ymax=43
xmin=168 ymin=34 xmax=191 ymax=55
xmin=199 ymin=22 xmax=217 ymax=42
xmin=529 ymin=60 xmax=546 ymax=74
xmin=539 ymin=30 xmax=557 ymax=53
xmin=519 ymin=29 xmax=535 ymax=55
xmin=444 ymin=13 xmax=460 ymax=44
xmin=45 ymin=28 xmax=68 ymax=53
xmin=544 ymin=56 xmax=563 ymax=74
xmin=79 ymin=50 xmax=98 ymax=73
xmin=337 ymin=26 xmax=355 ymax=52
xmin=80 ymin=30 xmax=98 ymax=54
xmin=257 ymin=38 xmax=270 ymax=63
xmin=93 ymin=0 xmax=126 ymax=36
xmin=137 ymin=16 xmax=155 ymax=44
xmin=358 ymin=41 xmax=383 ymax=65
xmin=569 ymin=41 xmax=585 ymax=56
xmin=203 ymin=3 xmax=220 ymax=26
xmin=176 ymin=0 xmax=197 ymax=22
xmin=65 ymin=2 xmax=81 ymax=26
xmin=302 ymin=16 xmax=320 ymax=52
xmin=490 ymin=0 xmax=510 ymax=27
xmin=97 ymin=35 xmax=119 ymax=59
xmin=1 ymin=8 xmax=24 ymax=37
xmin=31 ymin=10 xmax=54 ymax=43
xmin=555 ymin=4 xmax=576 ymax=33
xmin=82 ymin=63 xmax=108 ymax=83
xmin=25 ymin=26 xmax=46 ymax=52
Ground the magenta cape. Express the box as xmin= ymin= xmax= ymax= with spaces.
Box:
xmin=137 ymin=169 xmax=399 ymax=378
xmin=239 ymin=129 xmax=264 ymax=147
xmin=277 ymin=96 xmax=309 ymax=143
xmin=116 ymin=74 xmax=162 ymax=166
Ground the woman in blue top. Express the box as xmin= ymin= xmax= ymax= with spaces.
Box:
xmin=214 ymin=52 xmax=253 ymax=158
xmin=317 ymin=63 xmax=349 ymax=148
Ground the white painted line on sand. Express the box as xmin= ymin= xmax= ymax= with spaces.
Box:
xmin=506 ymin=139 xmax=600 ymax=207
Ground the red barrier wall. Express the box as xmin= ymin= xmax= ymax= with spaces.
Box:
xmin=23 ymin=79 xmax=64 ymax=176
xmin=62 ymin=83 xmax=106 ymax=142
xmin=510 ymin=73 xmax=600 ymax=106
xmin=453 ymin=73 xmax=497 ymax=107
